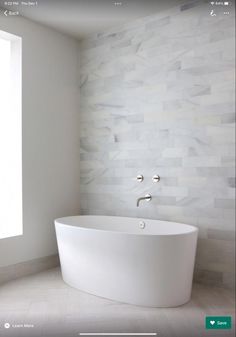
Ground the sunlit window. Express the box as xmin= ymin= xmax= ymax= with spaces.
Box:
xmin=0 ymin=30 xmax=22 ymax=239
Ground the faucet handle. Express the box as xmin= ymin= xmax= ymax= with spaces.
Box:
xmin=136 ymin=174 xmax=144 ymax=182
xmin=152 ymin=175 xmax=160 ymax=183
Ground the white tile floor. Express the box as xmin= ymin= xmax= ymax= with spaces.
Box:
xmin=0 ymin=268 xmax=235 ymax=337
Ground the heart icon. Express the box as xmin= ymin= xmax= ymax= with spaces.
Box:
xmin=210 ymin=321 xmax=215 ymax=325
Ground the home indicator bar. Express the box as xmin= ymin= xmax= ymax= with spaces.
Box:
xmin=79 ymin=333 xmax=157 ymax=336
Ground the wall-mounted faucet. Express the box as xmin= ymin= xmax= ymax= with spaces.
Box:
xmin=136 ymin=194 xmax=152 ymax=207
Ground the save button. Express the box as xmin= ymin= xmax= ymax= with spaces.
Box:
xmin=205 ymin=316 xmax=231 ymax=329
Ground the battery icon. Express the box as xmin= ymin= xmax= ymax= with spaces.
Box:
xmin=224 ymin=1 xmax=229 ymax=4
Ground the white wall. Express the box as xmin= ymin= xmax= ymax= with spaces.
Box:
xmin=0 ymin=11 xmax=80 ymax=267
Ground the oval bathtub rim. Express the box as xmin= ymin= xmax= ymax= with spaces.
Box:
xmin=54 ymin=215 xmax=199 ymax=238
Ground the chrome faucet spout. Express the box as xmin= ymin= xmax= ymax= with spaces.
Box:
xmin=136 ymin=194 xmax=152 ymax=207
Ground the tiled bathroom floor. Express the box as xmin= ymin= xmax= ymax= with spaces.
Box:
xmin=0 ymin=268 xmax=234 ymax=337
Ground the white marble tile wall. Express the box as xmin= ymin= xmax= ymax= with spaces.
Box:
xmin=80 ymin=1 xmax=235 ymax=289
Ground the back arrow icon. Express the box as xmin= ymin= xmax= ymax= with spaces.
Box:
xmin=4 ymin=10 xmax=8 ymax=16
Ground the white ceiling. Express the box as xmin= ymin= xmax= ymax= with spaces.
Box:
xmin=0 ymin=0 xmax=184 ymax=40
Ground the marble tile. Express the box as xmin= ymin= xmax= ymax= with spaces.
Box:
xmin=214 ymin=199 xmax=235 ymax=209
xmin=207 ymin=229 xmax=235 ymax=242
xmin=145 ymin=16 xmax=171 ymax=30
xmin=196 ymin=238 xmax=235 ymax=275
xmin=80 ymin=1 xmax=235 ymax=289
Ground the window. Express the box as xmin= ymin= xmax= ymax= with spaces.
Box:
xmin=0 ymin=31 xmax=22 ymax=239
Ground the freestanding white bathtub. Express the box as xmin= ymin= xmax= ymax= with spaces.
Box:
xmin=55 ymin=215 xmax=198 ymax=307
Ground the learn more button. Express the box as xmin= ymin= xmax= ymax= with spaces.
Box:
xmin=206 ymin=316 xmax=231 ymax=329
